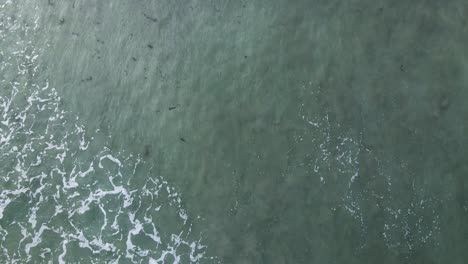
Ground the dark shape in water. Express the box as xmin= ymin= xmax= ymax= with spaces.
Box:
xmin=168 ymin=104 xmax=179 ymax=111
xmin=143 ymin=144 xmax=151 ymax=158
xmin=147 ymin=44 xmax=153 ymax=49
xmin=81 ymin=76 xmax=93 ymax=82
xmin=143 ymin=13 xmax=158 ymax=23
xmin=179 ymin=137 xmax=186 ymax=143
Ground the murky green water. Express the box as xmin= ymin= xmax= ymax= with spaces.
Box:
xmin=1 ymin=0 xmax=468 ymax=263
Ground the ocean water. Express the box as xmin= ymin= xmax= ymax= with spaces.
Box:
xmin=1 ymin=0 xmax=468 ymax=263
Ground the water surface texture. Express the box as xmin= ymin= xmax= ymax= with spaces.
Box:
xmin=1 ymin=0 xmax=468 ymax=263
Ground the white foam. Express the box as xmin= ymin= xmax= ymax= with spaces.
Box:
xmin=0 ymin=3 xmax=213 ymax=263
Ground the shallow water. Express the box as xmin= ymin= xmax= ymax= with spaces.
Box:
xmin=1 ymin=0 xmax=468 ymax=263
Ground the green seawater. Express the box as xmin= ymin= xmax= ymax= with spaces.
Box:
xmin=1 ymin=0 xmax=468 ymax=263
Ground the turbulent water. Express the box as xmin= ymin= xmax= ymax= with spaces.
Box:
xmin=0 ymin=1 xmax=213 ymax=263
xmin=1 ymin=0 xmax=468 ymax=263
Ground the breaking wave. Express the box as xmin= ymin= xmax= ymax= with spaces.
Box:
xmin=0 ymin=1 xmax=215 ymax=263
